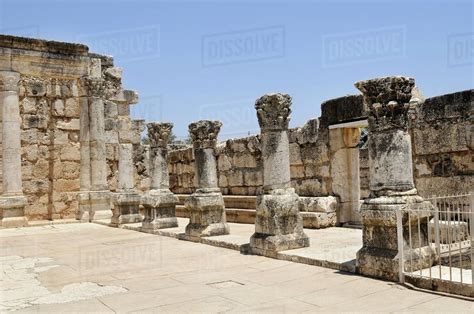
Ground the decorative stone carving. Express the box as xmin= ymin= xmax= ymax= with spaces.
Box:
xmin=141 ymin=122 xmax=179 ymax=231
xmin=83 ymin=77 xmax=106 ymax=97
xmin=148 ymin=122 xmax=173 ymax=148
xmin=188 ymin=120 xmax=222 ymax=149
xmin=355 ymin=76 xmax=414 ymax=132
xmin=184 ymin=120 xmax=229 ymax=240
xmin=255 ymin=93 xmax=291 ymax=131
xmin=250 ymin=93 xmax=309 ymax=257
xmin=354 ymin=76 xmax=435 ymax=281
xmin=0 ymin=71 xmax=20 ymax=91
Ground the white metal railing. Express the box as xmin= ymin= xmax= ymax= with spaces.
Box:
xmin=397 ymin=192 xmax=473 ymax=294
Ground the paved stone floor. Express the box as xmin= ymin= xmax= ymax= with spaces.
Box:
xmin=120 ymin=217 xmax=362 ymax=272
xmin=1 ymin=223 xmax=472 ymax=313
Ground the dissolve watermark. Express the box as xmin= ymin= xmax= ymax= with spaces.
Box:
xmin=322 ymin=25 xmax=406 ymax=67
xmin=202 ymin=26 xmax=285 ymax=67
xmin=448 ymin=33 xmax=474 ymax=67
xmin=78 ymin=242 xmax=162 ymax=276
xmin=199 ymin=99 xmax=259 ymax=138
xmin=77 ymin=25 xmax=160 ymax=63
xmin=131 ymin=94 xmax=163 ymax=122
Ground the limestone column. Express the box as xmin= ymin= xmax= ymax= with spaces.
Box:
xmin=354 ymin=76 xmax=435 ymax=281
xmin=0 ymin=71 xmax=27 ymax=227
xmin=76 ymin=75 xmax=111 ymax=222
xmin=184 ymin=120 xmax=229 ymax=240
xmin=111 ymin=142 xmax=142 ymax=226
xmin=141 ymin=122 xmax=179 ymax=231
xmin=249 ymin=93 xmax=309 ymax=257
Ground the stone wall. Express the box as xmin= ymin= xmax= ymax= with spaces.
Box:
xmin=411 ymin=90 xmax=473 ymax=197
xmin=19 ymin=76 xmax=82 ymax=220
xmin=163 ymin=118 xmax=332 ymax=197
xmin=161 ymin=90 xmax=473 ymax=203
xmin=0 ymin=35 xmax=139 ymax=220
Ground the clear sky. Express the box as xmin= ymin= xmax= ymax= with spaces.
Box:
xmin=1 ymin=0 xmax=472 ymax=139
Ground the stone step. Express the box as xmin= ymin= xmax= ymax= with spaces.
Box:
xmin=176 ymin=205 xmax=255 ymax=224
xmin=176 ymin=194 xmax=256 ymax=209
xmin=176 ymin=205 xmax=335 ymax=229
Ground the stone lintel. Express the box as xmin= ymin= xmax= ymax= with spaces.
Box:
xmin=110 ymin=89 xmax=139 ymax=104
xmin=0 ymin=34 xmax=89 ymax=56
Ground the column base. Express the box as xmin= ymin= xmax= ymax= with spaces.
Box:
xmin=0 ymin=196 xmax=28 ymax=228
xmin=184 ymin=190 xmax=229 ymax=241
xmin=111 ymin=192 xmax=142 ymax=226
xmin=141 ymin=189 xmax=179 ymax=231
xmin=356 ymin=195 xmax=436 ymax=281
xmin=250 ymin=188 xmax=309 ymax=257
xmin=77 ymin=191 xmax=111 ymax=222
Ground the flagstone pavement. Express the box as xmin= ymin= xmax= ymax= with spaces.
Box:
xmin=0 ymin=223 xmax=472 ymax=313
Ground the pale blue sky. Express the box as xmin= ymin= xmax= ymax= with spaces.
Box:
xmin=1 ymin=0 xmax=472 ymax=139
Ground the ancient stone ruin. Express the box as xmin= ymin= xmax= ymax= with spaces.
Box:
xmin=0 ymin=34 xmax=472 ymax=295
xmin=184 ymin=120 xmax=230 ymax=241
xmin=249 ymin=93 xmax=309 ymax=256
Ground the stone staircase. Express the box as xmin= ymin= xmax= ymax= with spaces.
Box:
xmin=176 ymin=194 xmax=338 ymax=229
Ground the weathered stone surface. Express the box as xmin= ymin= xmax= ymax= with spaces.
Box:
xmin=321 ymin=95 xmax=366 ymax=125
xmin=188 ymin=120 xmax=222 ymax=149
xmin=255 ymin=93 xmax=291 ymax=131
xmin=355 ymin=76 xmax=435 ymax=281
xmin=112 ymin=193 xmax=142 ymax=226
xmin=298 ymin=196 xmax=337 ymax=213
xmin=185 ymin=120 xmax=229 ymax=240
xmin=250 ymin=93 xmax=309 ymax=256
xmin=141 ymin=122 xmax=178 ymax=231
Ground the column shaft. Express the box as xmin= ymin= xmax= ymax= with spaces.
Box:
xmin=0 ymin=71 xmax=27 ymax=227
xmin=2 ymin=88 xmax=22 ymax=195
xmin=250 ymin=93 xmax=309 ymax=257
xmin=141 ymin=122 xmax=178 ymax=230
xmin=150 ymin=146 xmax=170 ymax=190
xmin=184 ymin=120 xmax=229 ymax=240
xmin=118 ymin=143 xmax=134 ymax=191
xmin=89 ymin=96 xmax=108 ymax=191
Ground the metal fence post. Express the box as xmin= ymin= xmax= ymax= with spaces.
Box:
xmin=396 ymin=208 xmax=405 ymax=283
xmin=470 ymin=191 xmax=473 ymax=286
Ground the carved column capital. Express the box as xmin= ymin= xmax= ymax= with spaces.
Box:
xmin=188 ymin=120 xmax=222 ymax=149
xmin=0 ymin=71 xmax=20 ymax=92
xmin=355 ymin=76 xmax=415 ymax=131
xmin=148 ymin=122 xmax=173 ymax=148
xmin=255 ymin=93 xmax=292 ymax=131
xmin=82 ymin=77 xmax=106 ymax=97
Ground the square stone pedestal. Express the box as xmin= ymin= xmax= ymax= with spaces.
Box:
xmin=141 ymin=189 xmax=179 ymax=231
xmin=356 ymin=195 xmax=436 ymax=281
xmin=250 ymin=188 xmax=309 ymax=257
xmin=77 ymin=191 xmax=111 ymax=222
xmin=184 ymin=190 xmax=229 ymax=241
xmin=0 ymin=196 xmax=28 ymax=228
xmin=111 ymin=193 xmax=142 ymax=226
